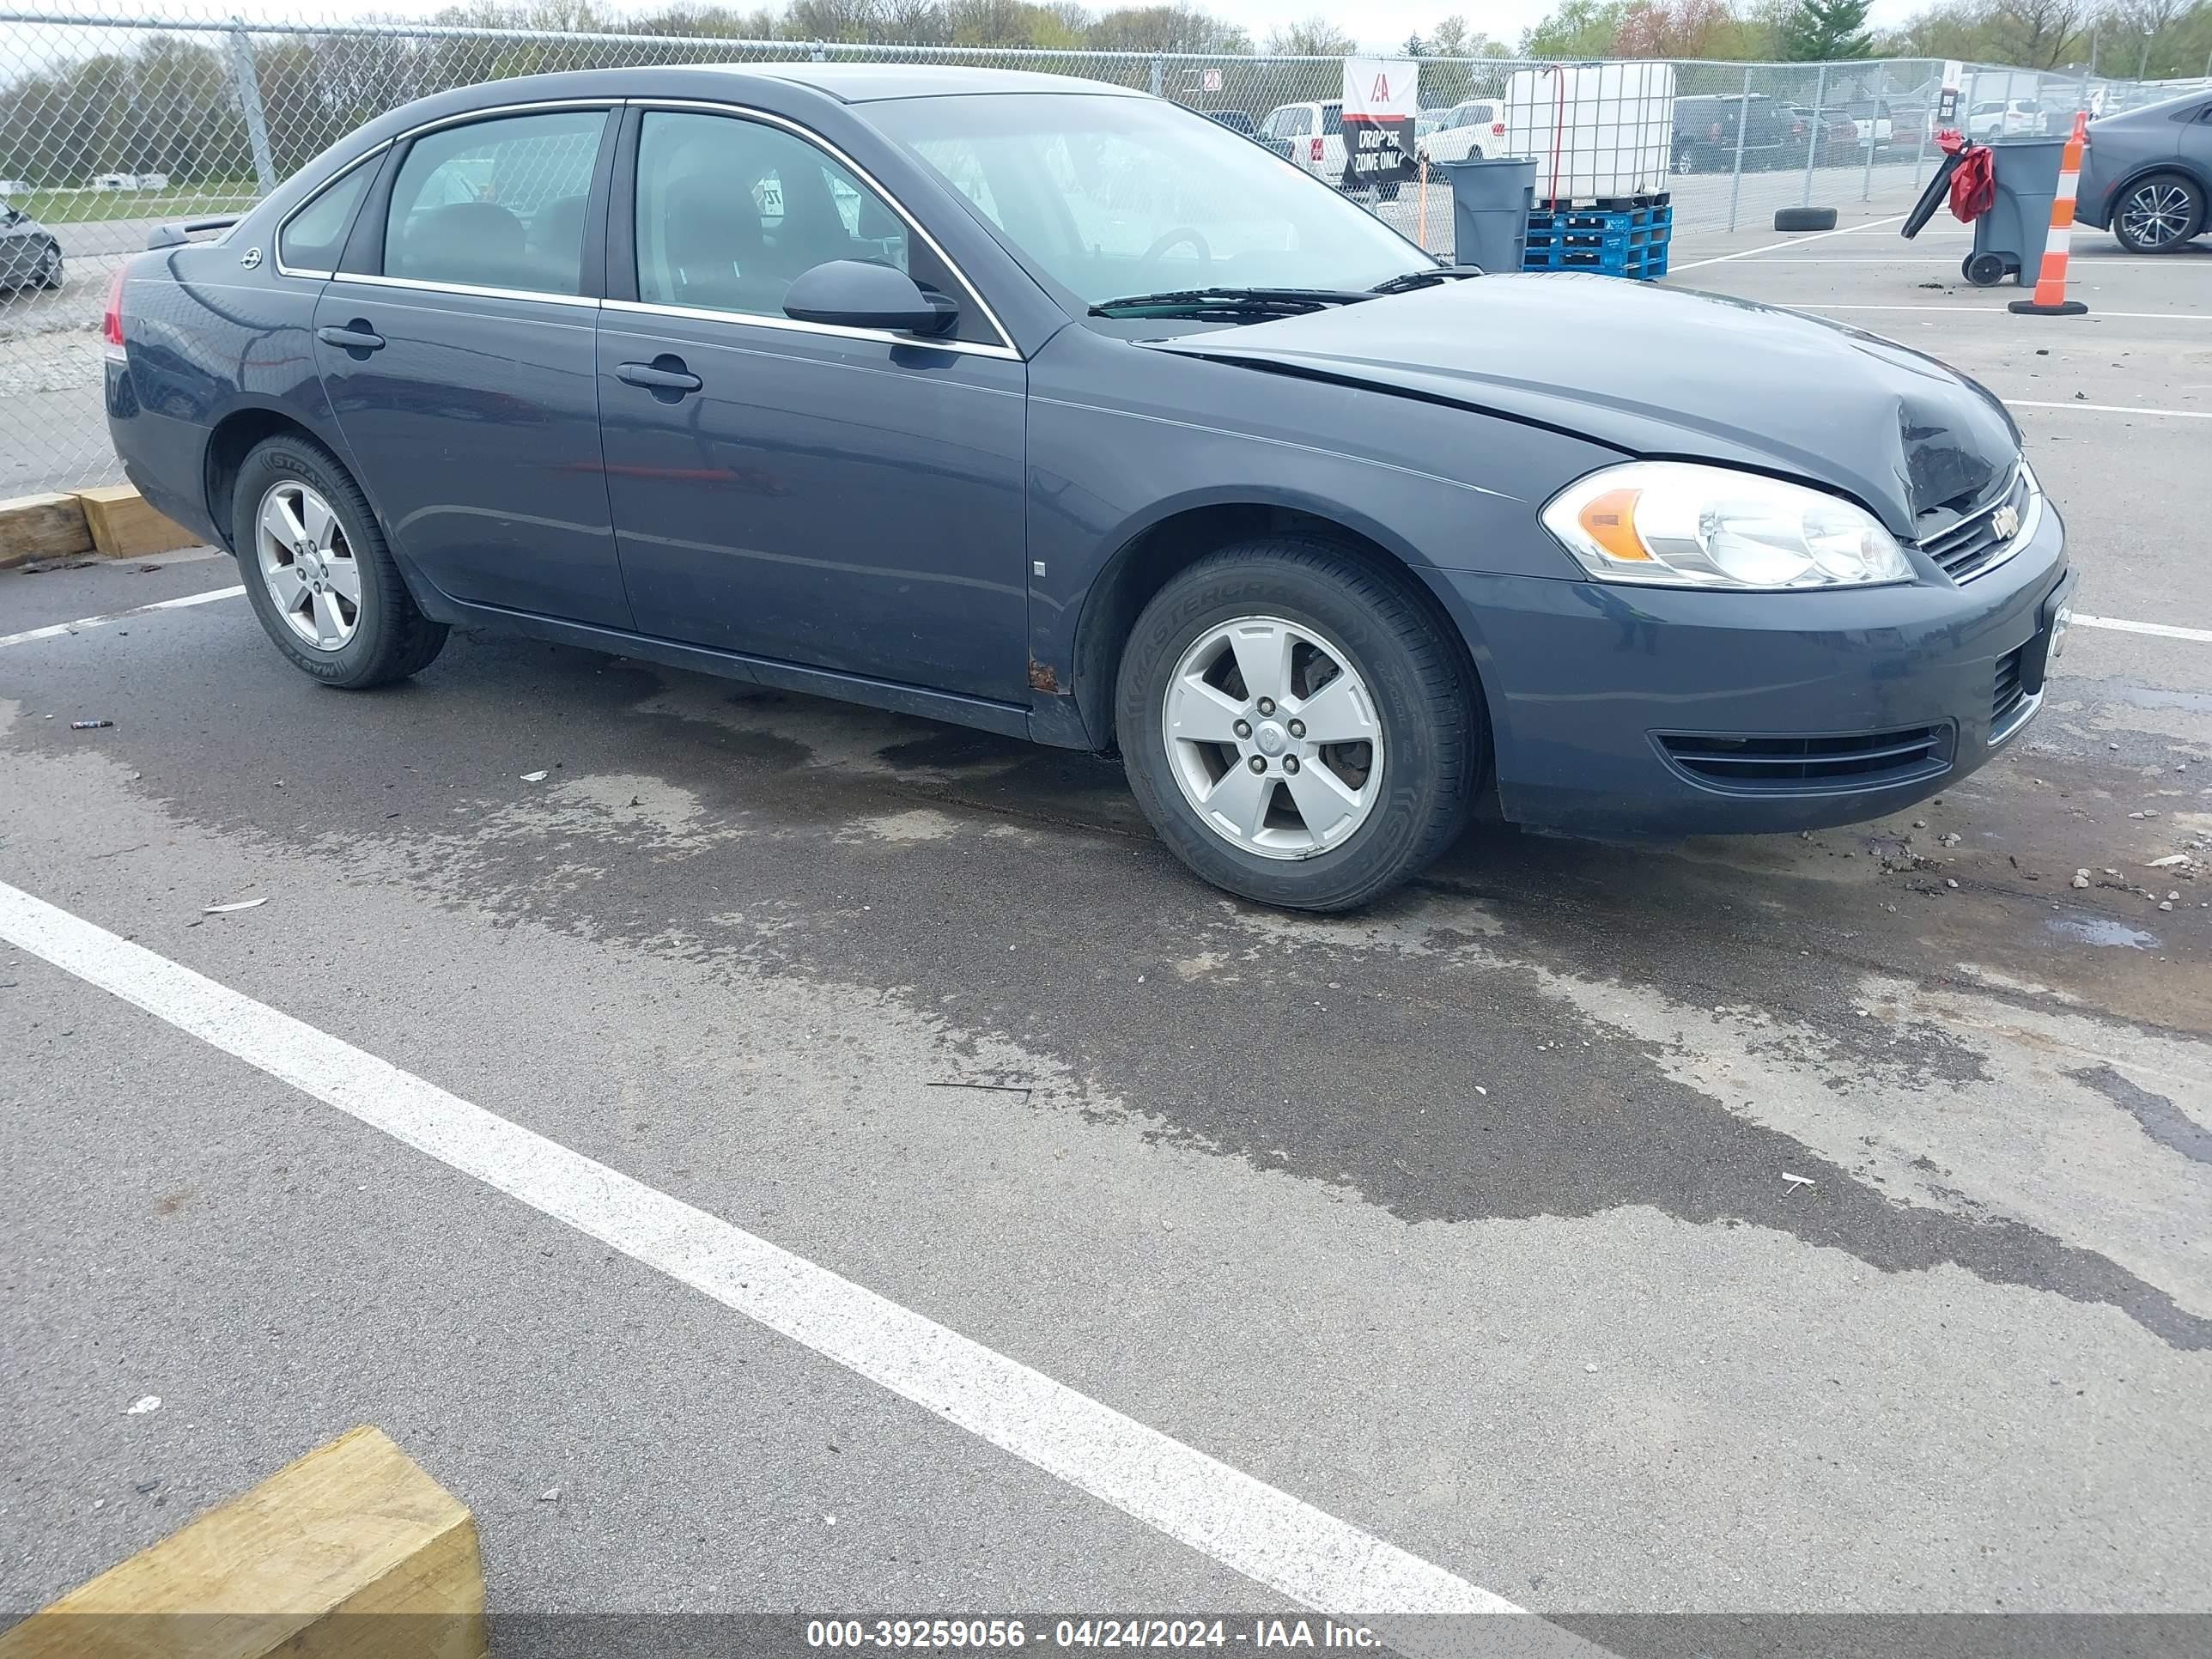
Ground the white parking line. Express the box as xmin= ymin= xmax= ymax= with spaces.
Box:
xmin=0 ymin=584 xmax=245 ymax=650
xmin=1668 ymin=213 xmax=1908 ymax=271
xmin=2008 ymin=398 xmax=2212 ymax=420
xmin=2074 ymin=613 xmax=2212 ymax=644
xmin=1807 ymin=305 xmax=2210 ymax=320
xmin=0 ymin=878 xmax=1594 ymax=1650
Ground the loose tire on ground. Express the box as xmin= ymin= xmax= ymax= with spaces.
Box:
xmin=1115 ymin=538 xmax=1484 ymax=912
xmin=232 ymin=434 xmax=448 ymax=690
xmin=1773 ymin=205 xmax=1838 ymax=232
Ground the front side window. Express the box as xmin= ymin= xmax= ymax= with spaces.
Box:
xmin=384 ymin=109 xmax=605 ymax=295
xmin=869 ymin=93 xmax=1427 ymax=307
xmin=279 ymin=158 xmax=374 ymax=272
xmin=633 ymin=110 xmax=909 ymax=319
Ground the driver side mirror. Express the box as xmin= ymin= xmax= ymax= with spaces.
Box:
xmin=784 ymin=259 xmax=957 ymax=337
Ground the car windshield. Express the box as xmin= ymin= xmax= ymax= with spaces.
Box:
xmin=864 ymin=93 xmax=1428 ymax=308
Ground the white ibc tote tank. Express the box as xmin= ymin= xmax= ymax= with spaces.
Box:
xmin=1504 ymin=63 xmax=1676 ymax=200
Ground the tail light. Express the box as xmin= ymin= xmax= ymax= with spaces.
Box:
xmin=1491 ymin=121 xmax=1505 ymax=137
xmin=1709 ymin=121 xmax=1723 ymax=142
xmin=1310 ymin=137 xmax=1323 ymax=161
xmin=102 ymin=264 xmax=126 ymax=358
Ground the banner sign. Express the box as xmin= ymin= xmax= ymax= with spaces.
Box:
xmin=1341 ymin=57 xmax=1418 ymax=187
xmin=1936 ymin=60 xmax=1964 ymax=128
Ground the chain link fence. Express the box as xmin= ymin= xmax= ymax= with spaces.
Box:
xmin=0 ymin=3 xmax=2180 ymax=500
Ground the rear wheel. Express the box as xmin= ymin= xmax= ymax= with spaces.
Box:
xmin=1115 ymin=540 xmax=1482 ymax=912
xmin=2112 ymin=173 xmax=2203 ymax=252
xmin=232 ymin=434 xmax=447 ymax=690
xmin=36 ymin=244 xmax=61 ymax=289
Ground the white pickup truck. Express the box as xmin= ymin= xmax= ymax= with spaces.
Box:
xmin=1415 ymin=100 xmax=1506 ymax=171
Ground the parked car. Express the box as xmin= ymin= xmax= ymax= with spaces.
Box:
xmin=1845 ymin=100 xmax=1895 ymax=148
xmin=0 ymin=198 xmax=62 ymax=290
xmin=2075 ymin=87 xmax=2211 ymax=253
xmin=1200 ymin=107 xmax=1295 ymax=163
xmin=106 ymin=65 xmax=2072 ymax=911
xmin=1415 ymin=100 xmax=1504 ymax=171
xmin=1262 ymin=98 xmax=1414 ymax=198
xmin=1966 ymin=99 xmax=2045 ymax=139
xmin=1786 ymin=104 xmax=1863 ymax=166
xmin=1670 ymin=93 xmax=1790 ymax=173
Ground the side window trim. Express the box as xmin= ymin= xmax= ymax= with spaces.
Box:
xmin=614 ymin=97 xmax=1018 ymax=358
xmin=274 ymin=147 xmax=389 ymax=279
xmin=331 ymin=98 xmax=617 ymax=304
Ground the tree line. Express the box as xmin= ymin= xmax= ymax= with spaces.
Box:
xmin=3 ymin=0 xmax=2203 ymax=190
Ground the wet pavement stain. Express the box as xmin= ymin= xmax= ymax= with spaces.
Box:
xmin=2070 ymin=1064 xmax=2212 ymax=1166
xmin=10 ymin=636 xmax=2211 ymax=1349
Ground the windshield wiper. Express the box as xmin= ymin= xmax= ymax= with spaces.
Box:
xmin=1088 ymin=286 xmax=1375 ymax=318
xmin=1369 ymin=265 xmax=1486 ymax=294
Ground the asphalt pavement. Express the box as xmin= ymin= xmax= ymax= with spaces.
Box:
xmin=3 ymin=204 xmax=2208 ymax=1656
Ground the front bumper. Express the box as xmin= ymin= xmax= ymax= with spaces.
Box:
xmin=1422 ymin=507 xmax=2071 ymax=836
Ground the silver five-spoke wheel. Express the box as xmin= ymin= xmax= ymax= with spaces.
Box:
xmin=2121 ymin=180 xmax=2194 ymax=250
xmin=1162 ymin=615 xmax=1383 ymax=860
xmin=255 ymin=479 xmax=360 ymax=651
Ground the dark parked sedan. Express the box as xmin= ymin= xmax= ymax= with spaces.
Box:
xmin=1 ymin=198 xmax=63 ymax=289
xmin=2076 ymin=87 xmax=2211 ymax=252
xmin=105 ymin=65 xmax=2072 ymax=911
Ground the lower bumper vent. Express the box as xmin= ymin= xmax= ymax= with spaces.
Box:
xmin=1658 ymin=725 xmax=1953 ymax=793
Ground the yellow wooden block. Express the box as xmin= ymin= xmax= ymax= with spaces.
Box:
xmin=0 ymin=491 xmax=94 ymax=568
xmin=72 ymin=484 xmax=199 ymax=559
xmin=0 ymin=1425 xmax=486 ymax=1659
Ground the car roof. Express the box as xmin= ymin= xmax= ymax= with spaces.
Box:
xmin=657 ymin=61 xmax=1142 ymax=101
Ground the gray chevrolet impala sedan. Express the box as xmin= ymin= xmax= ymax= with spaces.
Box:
xmin=106 ymin=64 xmax=2073 ymax=911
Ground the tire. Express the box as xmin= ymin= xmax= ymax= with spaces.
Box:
xmin=1115 ymin=539 xmax=1484 ymax=912
xmin=232 ymin=434 xmax=447 ymax=690
xmin=1963 ymin=251 xmax=2008 ymax=287
xmin=1672 ymin=144 xmax=1699 ymax=176
xmin=37 ymin=244 xmax=62 ymax=289
xmin=2111 ymin=172 xmax=2204 ymax=253
xmin=1773 ymin=205 xmax=1838 ymax=232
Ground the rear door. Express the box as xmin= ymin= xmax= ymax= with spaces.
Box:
xmin=314 ymin=102 xmax=631 ymax=629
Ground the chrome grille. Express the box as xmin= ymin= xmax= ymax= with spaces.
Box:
xmin=1918 ymin=470 xmax=2034 ymax=585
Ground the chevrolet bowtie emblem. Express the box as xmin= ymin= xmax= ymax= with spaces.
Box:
xmin=1990 ymin=502 xmax=2021 ymax=541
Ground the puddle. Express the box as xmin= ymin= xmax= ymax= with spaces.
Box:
xmin=2045 ymin=915 xmax=2161 ymax=950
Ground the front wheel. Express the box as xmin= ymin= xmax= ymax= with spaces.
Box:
xmin=37 ymin=245 xmax=62 ymax=289
xmin=2112 ymin=173 xmax=2203 ymax=253
xmin=1115 ymin=540 xmax=1484 ymax=912
xmin=233 ymin=434 xmax=448 ymax=689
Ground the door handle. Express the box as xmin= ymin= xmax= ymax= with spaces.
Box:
xmin=316 ymin=323 xmax=385 ymax=351
xmin=617 ymin=358 xmax=702 ymax=395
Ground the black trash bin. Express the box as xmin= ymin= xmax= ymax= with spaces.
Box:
xmin=1965 ymin=137 xmax=2064 ymax=286
xmin=1438 ymin=156 xmax=1535 ymax=275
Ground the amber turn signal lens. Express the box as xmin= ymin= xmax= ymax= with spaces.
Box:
xmin=1577 ymin=488 xmax=1650 ymax=562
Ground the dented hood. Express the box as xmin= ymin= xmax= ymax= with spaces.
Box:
xmin=1148 ymin=274 xmax=2021 ymax=538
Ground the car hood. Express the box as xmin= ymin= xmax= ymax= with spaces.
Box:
xmin=1147 ymin=274 xmax=2020 ymax=538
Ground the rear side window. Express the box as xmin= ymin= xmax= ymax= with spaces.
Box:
xmin=278 ymin=159 xmax=374 ymax=273
xmin=1321 ymin=106 xmax=1344 ymax=137
xmin=383 ymin=110 xmax=605 ymax=295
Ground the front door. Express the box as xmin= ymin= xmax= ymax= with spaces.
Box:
xmin=597 ymin=106 xmax=1027 ymax=702
xmin=314 ymin=105 xmax=631 ymax=629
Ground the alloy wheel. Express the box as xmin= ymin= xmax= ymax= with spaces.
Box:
xmin=255 ymin=479 xmax=361 ymax=651
xmin=2121 ymin=181 xmax=2194 ymax=249
xmin=1160 ymin=615 xmax=1384 ymax=860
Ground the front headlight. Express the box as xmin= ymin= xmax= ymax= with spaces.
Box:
xmin=1540 ymin=462 xmax=1913 ymax=590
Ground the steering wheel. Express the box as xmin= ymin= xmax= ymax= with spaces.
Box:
xmin=1139 ymin=227 xmax=1212 ymax=276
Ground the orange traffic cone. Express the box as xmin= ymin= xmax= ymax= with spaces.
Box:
xmin=2009 ymin=110 xmax=2090 ymax=317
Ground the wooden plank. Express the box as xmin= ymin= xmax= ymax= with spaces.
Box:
xmin=0 ymin=1425 xmax=486 ymax=1659
xmin=73 ymin=484 xmax=199 ymax=559
xmin=0 ymin=491 xmax=93 ymax=569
